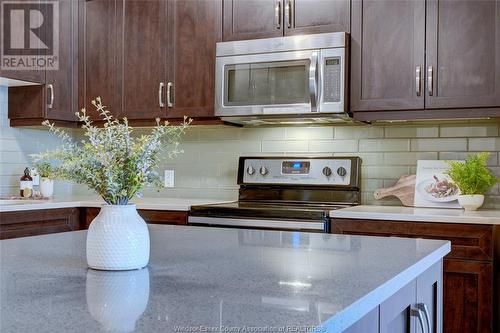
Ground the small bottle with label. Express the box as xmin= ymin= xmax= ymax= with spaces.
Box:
xmin=20 ymin=167 xmax=33 ymax=198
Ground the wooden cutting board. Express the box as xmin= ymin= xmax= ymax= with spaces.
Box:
xmin=373 ymin=174 xmax=416 ymax=207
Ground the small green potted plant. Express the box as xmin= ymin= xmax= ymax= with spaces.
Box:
xmin=446 ymin=152 xmax=499 ymax=211
xmin=35 ymin=161 xmax=56 ymax=197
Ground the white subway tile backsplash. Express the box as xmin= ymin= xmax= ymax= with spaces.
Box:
xmin=308 ymin=139 xmax=358 ymax=152
xmin=440 ymin=124 xmax=498 ymax=137
xmin=385 ymin=126 xmax=438 ymax=138
xmin=285 ymin=126 xmax=334 ymax=140
xmin=334 ymin=126 xmax=384 ymax=139
xmin=384 ymin=152 xmax=438 ymax=165
xmin=359 ymin=139 xmax=410 ymax=152
xmin=468 ymin=138 xmax=500 ymax=151
xmin=262 ymin=140 xmax=308 ymax=152
xmin=411 ymin=138 xmax=467 ymax=152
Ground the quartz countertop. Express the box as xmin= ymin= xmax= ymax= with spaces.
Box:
xmin=0 ymin=196 xmax=232 ymax=213
xmin=0 ymin=225 xmax=450 ymax=333
xmin=331 ymin=205 xmax=500 ymax=225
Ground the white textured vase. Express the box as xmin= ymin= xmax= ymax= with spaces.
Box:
xmin=86 ymin=268 xmax=150 ymax=333
xmin=40 ymin=178 xmax=54 ymax=197
xmin=458 ymin=194 xmax=485 ymax=211
xmin=86 ymin=204 xmax=150 ymax=270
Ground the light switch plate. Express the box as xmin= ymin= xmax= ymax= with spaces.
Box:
xmin=164 ymin=170 xmax=174 ymax=188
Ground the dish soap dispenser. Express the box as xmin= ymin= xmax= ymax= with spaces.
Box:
xmin=20 ymin=167 xmax=33 ymax=198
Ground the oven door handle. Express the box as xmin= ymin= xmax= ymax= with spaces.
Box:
xmin=309 ymin=51 xmax=319 ymax=112
xmin=188 ymin=216 xmax=325 ymax=231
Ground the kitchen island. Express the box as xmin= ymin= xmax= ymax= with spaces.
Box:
xmin=0 ymin=225 xmax=450 ymax=333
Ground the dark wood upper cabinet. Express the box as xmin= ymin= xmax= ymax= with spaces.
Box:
xmin=79 ymin=0 xmax=119 ymax=120
xmin=166 ymin=0 xmax=222 ymax=119
xmin=425 ymin=0 xmax=500 ymax=109
xmin=6 ymin=0 xmax=78 ymax=125
xmin=118 ymin=0 xmax=167 ymax=120
xmin=79 ymin=0 xmax=221 ymax=121
xmin=223 ymin=0 xmax=350 ymax=41
xmin=352 ymin=0 xmax=500 ymax=119
xmin=284 ymin=0 xmax=350 ymax=36
xmin=351 ymin=0 xmax=426 ymax=111
xmin=223 ymin=0 xmax=283 ymax=41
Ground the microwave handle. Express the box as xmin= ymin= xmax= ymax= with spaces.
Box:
xmin=309 ymin=52 xmax=318 ymax=112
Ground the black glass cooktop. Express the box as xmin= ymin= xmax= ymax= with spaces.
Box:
xmin=190 ymin=201 xmax=348 ymax=221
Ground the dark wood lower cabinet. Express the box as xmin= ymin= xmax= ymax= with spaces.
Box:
xmin=82 ymin=207 xmax=188 ymax=229
xmin=0 ymin=207 xmax=188 ymax=239
xmin=331 ymin=218 xmax=498 ymax=333
xmin=0 ymin=208 xmax=80 ymax=239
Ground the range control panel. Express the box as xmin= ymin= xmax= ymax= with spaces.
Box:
xmin=239 ymin=157 xmax=359 ymax=186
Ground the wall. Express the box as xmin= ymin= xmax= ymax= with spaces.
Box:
xmin=0 ymin=86 xmax=73 ymax=197
xmin=72 ymin=121 xmax=500 ymax=208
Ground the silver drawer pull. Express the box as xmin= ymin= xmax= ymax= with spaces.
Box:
xmin=411 ymin=306 xmax=428 ymax=333
xmin=275 ymin=0 xmax=281 ymax=29
xmin=428 ymin=66 xmax=434 ymax=96
xmin=159 ymin=82 xmax=165 ymax=108
xmin=166 ymin=82 xmax=173 ymax=108
xmin=416 ymin=66 xmax=421 ymax=96
xmin=47 ymin=84 xmax=54 ymax=109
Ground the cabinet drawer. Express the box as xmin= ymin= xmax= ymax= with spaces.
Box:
xmin=0 ymin=208 xmax=80 ymax=239
xmin=331 ymin=218 xmax=494 ymax=261
xmin=83 ymin=207 xmax=188 ymax=228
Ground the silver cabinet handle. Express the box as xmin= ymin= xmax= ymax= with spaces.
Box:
xmin=411 ymin=306 xmax=428 ymax=333
xmin=47 ymin=84 xmax=54 ymax=109
xmin=428 ymin=66 xmax=434 ymax=96
xmin=416 ymin=66 xmax=422 ymax=96
xmin=166 ymin=82 xmax=173 ymax=108
xmin=285 ymin=0 xmax=292 ymax=28
xmin=159 ymin=82 xmax=165 ymax=108
xmin=416 ymin=303 xmax=432 ymax=333
xmin=309 ymin=52 xmax=318 ymax=112
xmin=275 ymin=0 xmax=281 ymax=29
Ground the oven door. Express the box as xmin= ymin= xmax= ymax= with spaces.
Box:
xmin=188 ymin=216 xmax=327 ymax=233
xmin=215 ymin=50 xmax=320 ymax=117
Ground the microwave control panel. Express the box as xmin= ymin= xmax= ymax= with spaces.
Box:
xmin=323 ymin=57 xmax=341 ymax=103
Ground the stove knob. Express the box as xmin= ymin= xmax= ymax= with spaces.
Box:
xmin=259 ymin=166 xmax=268 ymax=176
xmin=337 ymin=167 xmax=347 ymax=177
xmin=246 ymin=166 xmax=255 ymax=175
xmin=322 ymin=167 xmax=332 ymax=177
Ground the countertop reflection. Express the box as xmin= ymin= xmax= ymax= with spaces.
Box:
xmin=0 ymin=225 xmax=449 ymax=333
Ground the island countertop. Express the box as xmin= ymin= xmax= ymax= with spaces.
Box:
xmin=0 ymin=225 xmax=449 ymax=333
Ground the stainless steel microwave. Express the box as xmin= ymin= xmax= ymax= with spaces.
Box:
xmin=215 ymin=32 xmax=349 ymax=125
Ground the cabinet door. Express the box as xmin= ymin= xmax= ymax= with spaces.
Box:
xmin=283 ymin=0 xmax=349 ymax=36
xmin=380 ymin=279 xmax=416 ymax=333
xmin=417 ymin=261 xmax=443 ymax=333
xmin=351 ymin=0 xmax=425 ymax=111
xmin=45 ymin=0 xmax=77 ymax=122
xmin=166 ymin=0 xmax=222 ymax=119
xmin=0 ymin=0 xmax=46 ymax=83
xmin=425 ymin=0 xmax=500 ymax=109
xmin=78 ymin=0 xmax=120 ymax=120
xmin=223 ymin=0 xmax=283 ymax=41
xmin=443 ymin=259 xmax=493 ymax=333
xmin=117 ymin=0 xmax=167 ymax=120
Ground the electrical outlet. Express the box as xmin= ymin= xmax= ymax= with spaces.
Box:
xmin=164 ymin=170 xmax=174 ymax=188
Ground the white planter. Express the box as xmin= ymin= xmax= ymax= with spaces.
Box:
xmin=86 ymin=204 xmax=150 ymax=270
xmin=457 ymin=194 xmax=485 ymax=211
xmin=86 ymin=268 xmax=150 ymax=333
xmin=40 ymin=177 xmax=54 ymax=197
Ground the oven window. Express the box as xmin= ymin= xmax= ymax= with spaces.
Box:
xmin=224 ymin=60 xmax=310 ymax=106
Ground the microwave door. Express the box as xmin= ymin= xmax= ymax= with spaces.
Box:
xmin=215 ymin=50 xmax=319 ymax=117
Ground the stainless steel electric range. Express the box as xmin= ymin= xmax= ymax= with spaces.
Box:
xmin=189 ymin=156 xmax=361 ymax=233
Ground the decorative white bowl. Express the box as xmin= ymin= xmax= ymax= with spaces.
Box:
xmin=457 ymin=194 xmax=484 ymax=211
